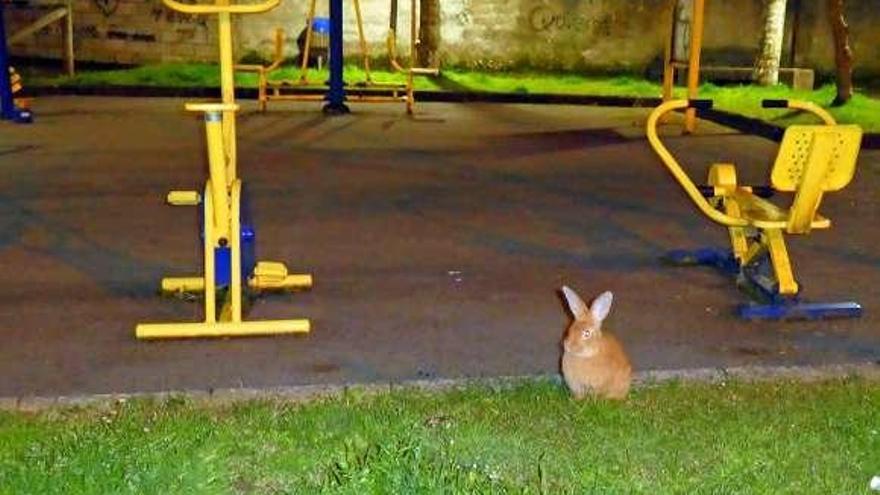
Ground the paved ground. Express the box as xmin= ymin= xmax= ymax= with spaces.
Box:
xmin=0 ymin=97 xmax=878 ymax=397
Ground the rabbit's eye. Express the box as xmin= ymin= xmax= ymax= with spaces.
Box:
xmin=582 ymin=330 xmax=591 ymax=338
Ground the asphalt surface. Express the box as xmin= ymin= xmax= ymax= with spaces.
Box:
xmin=0 ymin=96 xmax=878 ymax=397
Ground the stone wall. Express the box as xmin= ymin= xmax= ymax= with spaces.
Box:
xmin=6 ymin=0 xmax=880 ymax=78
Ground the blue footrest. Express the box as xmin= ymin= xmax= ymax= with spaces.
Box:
xmin=738 ymin=301 xmax=863 ymax=321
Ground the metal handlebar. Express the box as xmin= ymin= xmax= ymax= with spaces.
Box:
xmin=646 ymin=100 xmax=748 ymax=227
xmin=761 ymin=99 xmax=837 ymax=125
xmin=162 ymin=0 xmax=279 ymax=15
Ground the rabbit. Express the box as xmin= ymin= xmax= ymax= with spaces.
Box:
xmin=559 ymin=286 xmax=632 ymax=400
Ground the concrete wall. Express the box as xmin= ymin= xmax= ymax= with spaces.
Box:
xmin=6 ymin=0 xmax=220 ymax=64
xmin=6 ymin=0 xmax=880 ymax=78
xmin=792 ymin=0 xmax=880 ymax=81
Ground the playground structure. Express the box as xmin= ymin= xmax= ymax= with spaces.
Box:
xmin=135 ymin=0 xmax=313 ymax=340
xmin=647 ymin=98 xmax=863 ymax=320
xmin=662 ymin=0 xmax=704 ymax=134
xmin=236 ymin=0 xmax=438 ymax=114
xmin=662 ymin=0 xmax=815 ymax=133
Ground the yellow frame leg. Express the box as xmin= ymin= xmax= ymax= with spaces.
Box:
xmin=136 ymin=320 xmax=310 ymax=340
xmin=707 ymin=163 xmax=750 ymax=262
xmin=764 ymin=229 xmax=799 ymax=295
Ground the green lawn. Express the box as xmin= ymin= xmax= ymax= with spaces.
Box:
xmin=24 ymin=63 xmax=880 ymax=132
xmin=1 ymin=378 xmax=878 ymax=493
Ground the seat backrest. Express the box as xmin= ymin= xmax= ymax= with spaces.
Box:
xmin=770 ymin=125 xmax=862 ymax=233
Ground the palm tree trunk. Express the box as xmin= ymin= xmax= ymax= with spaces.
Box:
xmin=417 ymin=0 xmax=440 ymax=67
xmin=754 ymin=0 xmax=788 ymax=85
xmin=827 ymin=0 xmax=854 ymax=105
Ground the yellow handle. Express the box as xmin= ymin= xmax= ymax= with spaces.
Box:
xmin=162 ymin=0 xmax=279 ymax=15
xmin=646 ymin=100 xmax=749 ymax=228
xmin=167 ymin=190 xmax=201 ymax=206
xmin=185 ymin=102 xmax=239 ymax=113
xmin=786 ymin=100 xmax=837 ymax=126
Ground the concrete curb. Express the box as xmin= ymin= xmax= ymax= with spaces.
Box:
xmin=4 ymin=361 xmax=878 ymax=412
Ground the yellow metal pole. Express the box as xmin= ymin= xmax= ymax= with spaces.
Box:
xmin=65 ymin=0 xmax=74 ymax=76
xmin=765 ymin=229 xmax=798 ymax=295
xmin=409 ymin=0 xmax=417 ymax=67
xmin=352 ymin=0 xmax=373 ymax=82
xmin=204 ymin=112 xmax=231 ymax=239
xmin=230 ymin=180 xmax=243 ymax=322
xmin=217 ymin=0 xmax=237 ymax=181
xmin=406 ymin=0 xmax=417 ymax=112
xmin=298 ymin=0 xmax=317 ymax=84
xmin=685 ymin=0 xmax=705 ymax=133
xmin=203 ymin=182 xmax=217 ymax=323
xmin=662 ymin=0 xmax=675 ymax=102
xmin=136 ymin=320 xmax=311 ymax=339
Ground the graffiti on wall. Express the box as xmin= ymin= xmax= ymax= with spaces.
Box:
xmin=527 ymin=4 xmax=615 ymax=36
xmin=92 ymin=0 xmax=119 ymax=17
xmin=150 ymin=0 xmax=208 ymax=30
xmin=107 ymin=29 xmax=157 ymax=42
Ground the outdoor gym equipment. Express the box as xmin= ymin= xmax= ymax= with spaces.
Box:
xmin=135 ymin=0 xmax=312 ymax=340
xmin=0 ymin=0 xmax=32 ymax=123
xmin=647 ymin=99 xmax=863 ymax=320
xmin=236 ymin=0 xmax=438 ymax=113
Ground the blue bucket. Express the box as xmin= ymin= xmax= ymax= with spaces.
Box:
xmin=311 ymin=17 xmax=330 ymax=35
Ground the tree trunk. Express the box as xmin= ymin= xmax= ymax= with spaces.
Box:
xmin=754 ymin=0 xmax=788 ymax=85
xmin=827 ymin=0 xmax=854 ymax=105
xmin=417 ymin=0 xmax=440 ymax=67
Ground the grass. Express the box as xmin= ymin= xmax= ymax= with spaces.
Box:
xmin=697 ymin=82 xmax=880 ymax=132
xmin=23 ymin=62 xmax=880 ymax=131
xmin=1 ymin=378 xmax=879 ymax=493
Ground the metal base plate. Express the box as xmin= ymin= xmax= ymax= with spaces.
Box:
xmin=738 ymin=301 xmax=863 ymax=321
xmin=663 ymin=247 xmax=862 ymax=321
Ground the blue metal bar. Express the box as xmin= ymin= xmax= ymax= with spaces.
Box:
xmin=738 ymin=301 xmax=862 ymax=321
xmin=662 ymin=246 xmax=862 ymax=321
xmin=322 ymin=0 xmax=349 ymax=114
xmin=0 ymin=1 xmax=31 ymax=123
xmin=0 ymin=0 xmax=16 ymax=121
xmin=661 ymin=247 xmax=739 ymax=275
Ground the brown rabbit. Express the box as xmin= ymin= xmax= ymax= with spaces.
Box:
xmin=560 ymin=286 xmax=632 ymax=400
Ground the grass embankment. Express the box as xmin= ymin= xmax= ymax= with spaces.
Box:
xmin=1 ymin=378 xmax=878 ymax=493
xmin=26 ymin=63 xmax=880 ymax=131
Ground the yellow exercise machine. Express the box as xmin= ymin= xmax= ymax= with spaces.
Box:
xmin=136 ymin=0 xmax=312 ymax=339
xmin=236 ymin=0 xmax=438 ymax=113
xmin=647 ymin=99 xmax=862 ymax=320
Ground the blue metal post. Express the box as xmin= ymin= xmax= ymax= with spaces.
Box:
xmin=0 ymin=0 xmax=16 ymax=120
xmin=0 ymin=1 xmax=30 ymax=123
xmin=322 ymin=0 xmax=349 ymax=114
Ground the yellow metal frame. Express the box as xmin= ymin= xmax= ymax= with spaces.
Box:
xmin=8 ymin=0 xmax=75 ymax=76
xmin=662 ymin=0 xmax=705 ymax=133
xmin=647 ymin=99 xmax=861 ymax=296
xmin=235 ymin=0 xmax=438 ymax=113
xmin=136 ymin=0 xmax=313 ymax=340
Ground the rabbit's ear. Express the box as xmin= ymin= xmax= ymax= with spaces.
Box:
xmin=561 ymin=286 xmax=590 ymax=321
xmin=590 ymin=291 xmax=614 ymax=324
